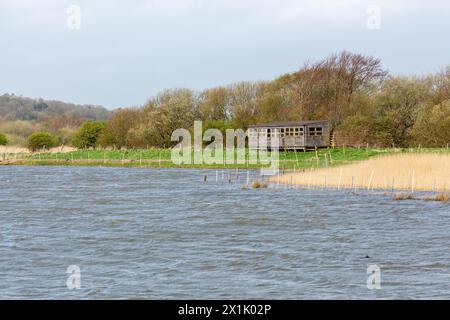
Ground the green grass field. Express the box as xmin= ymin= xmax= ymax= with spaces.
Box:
xmin=2 ymin=147 xmax=449 ymax=170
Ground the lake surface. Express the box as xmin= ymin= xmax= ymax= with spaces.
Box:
xmin=0 ymin=166 xmax=449 ymax=299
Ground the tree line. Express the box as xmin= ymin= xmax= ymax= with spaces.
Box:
xmin=1 ymin=51 xmax=449 ymax=150
xmin=0 ymin=94 xmax=110 ymax=147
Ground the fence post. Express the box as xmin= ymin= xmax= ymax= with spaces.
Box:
xmin=368 ymin=170 xmax=374 ymax=191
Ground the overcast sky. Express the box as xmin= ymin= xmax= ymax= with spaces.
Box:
xmin=1 ymin=0 xmax=449 ymax=109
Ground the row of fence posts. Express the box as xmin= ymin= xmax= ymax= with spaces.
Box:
xmin=0 ymin=148 xmax=430 ymax=194
xmin=2 ymin=148 xmax=447 ymax=195
xmin=2 ymin=152 xmax=28 ymax=162
xmin=204 ymin=168 xmax=250 ymax=185
xmin=202 ymin=166 xmax=444 ymax=195
xmin=28 ymin=150 xmax=166 ymax=167
xmin=204 ymin=168 xmax=275 ymax=188
xmin=2 ymin=143 xmax=449 ymax=164
xmin=0 ymin=149 xmax=166 ymax=167
xmin=39 ymin=147 xmax=338 ymax=169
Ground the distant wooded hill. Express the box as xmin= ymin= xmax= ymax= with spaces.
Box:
xmin=0 ymin=93 xmax=111 ymax=122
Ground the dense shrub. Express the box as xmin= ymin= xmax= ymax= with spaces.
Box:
xmin=412 ymin=101 xmax=450 ymax=147
xmin=126 ymin=89 xmax=199 ymax=148
xmin=0 ymin=133 xmax=8 ymax=145
xmin=97 ymin=109 xmax=140 ymax=149
xmin=337 ymin=114 xmax=396 ymax=147
xmin=71 ymin=121 xmax=106 ymax=149
xmin=0 ymin=120 xmax=43 ymax=138
xmin=26 ymin=132 xmax=57 ymax=151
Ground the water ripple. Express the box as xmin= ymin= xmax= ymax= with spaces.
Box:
xmin=0 ymin=166 xmax=449 ymax=299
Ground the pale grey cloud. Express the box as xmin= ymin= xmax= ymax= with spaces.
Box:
xmin=0 ymin=0 xmax=449 ymax=108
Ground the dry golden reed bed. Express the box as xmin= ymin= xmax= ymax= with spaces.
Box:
xmin=0 ymin=146 xmax=76 ymax=154
xmin=273 ymin=153 xmax=450 ymax=192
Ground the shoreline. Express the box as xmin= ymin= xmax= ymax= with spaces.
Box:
xmin=2 ymin=151 xmax=450 ymax=199
xmin=2 ymin=149 xmax=450 ymax=193
xmin=0 ymin=158 xmax=268 ymax=170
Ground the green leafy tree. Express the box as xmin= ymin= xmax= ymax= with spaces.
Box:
xmin=338 ymin=113 xmax=395 ymax=147
xmin=0 ymin=133 xmax=8 ymax=145
xmin=374 ymin=77 xmax=432 ymax=146
xmin=26 ymin=132 xmax=57 ymax=151
xmin=258 ymin=93 xmax=287 ymax=123
xmin=203 ymin=120 xmax=232 ymax=134
xmin=97 ymin=109 xmax=140 ymax=148
xmin=71 ymin=121 xmax=106 ymax=149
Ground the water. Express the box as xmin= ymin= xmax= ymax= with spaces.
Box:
xmin=0 ymin=166 xmax=449 ymax=299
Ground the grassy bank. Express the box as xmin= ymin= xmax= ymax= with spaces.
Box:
xmin=1 ymin=147 xmax=449 ymax=170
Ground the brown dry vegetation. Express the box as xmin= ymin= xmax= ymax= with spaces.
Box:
xmin=252 ymin=181 xmax=268 ymax=189
xmin=425 ymin=193 xmax=450 ymax=202
xmin=273 ymin=153 xmax=450 ymax=192
xmin=393 ymin=193 xmax=416 ymax=201
xmin=0 ymin=145 xmax=76 ymax=154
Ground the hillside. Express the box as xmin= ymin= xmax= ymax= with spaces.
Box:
xmin=0 ymin=93 xmax=111 ymax=122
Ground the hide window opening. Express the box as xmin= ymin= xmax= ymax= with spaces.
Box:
xmin=309 ymin=127 xmax=323 ymax=136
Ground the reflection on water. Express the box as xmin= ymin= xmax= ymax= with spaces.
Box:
xmin=0 ymin=166 xmax=449 ymax=299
